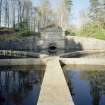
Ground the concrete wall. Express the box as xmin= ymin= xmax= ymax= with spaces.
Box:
xmin=66 ymin=36 xmax=105 ymax=51
xmin=0 ymin=36 xmax=40 ymax=52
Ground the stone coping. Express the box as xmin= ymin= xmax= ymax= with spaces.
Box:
xmin=0 ymin=58 xmax=45 ymax=66
xmin=60 ymin=50 xmax=105 ymax=57
xmin=60 ymin=58 xmax=105 ymax=66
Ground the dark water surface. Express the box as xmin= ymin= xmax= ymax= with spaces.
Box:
xmin=63 ymin=66 xmax=105 ymax=105
xmin=0 ymin=66 xmax=45 ymax=105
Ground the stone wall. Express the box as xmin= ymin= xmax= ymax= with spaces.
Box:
xmin=1 ymin=35 xmax=105 ymax=53
xmin=40 ymin=25 xmax=65 ymax=49
xmin=0 ymin=36 xmax=40 ymax=52
xmin=66 ymin=36 xmax=105 ymax=52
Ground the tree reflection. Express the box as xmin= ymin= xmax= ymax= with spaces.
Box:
xmin=80 ymin=71 xmax=105 ymax=105
xmin=0 ymin=67 xmax=44 ymax=105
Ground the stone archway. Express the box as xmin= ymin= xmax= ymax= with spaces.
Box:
xmin=48 ymin=43 xmax=57 ymax=53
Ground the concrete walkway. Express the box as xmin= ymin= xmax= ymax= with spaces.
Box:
xmin=37 ymin=57 xmax=74 ymax=105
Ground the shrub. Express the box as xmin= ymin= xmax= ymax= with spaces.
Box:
xmin=15 ymin=21 xmax=29 ymax=32
xmin=65 ymin=30 xmax=76 ymax=36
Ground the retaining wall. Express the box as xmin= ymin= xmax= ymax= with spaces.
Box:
xmin=0 ymin=36 xmax=40 ymax=52
xmin=66 ymin=36 xmax=105 ymax=51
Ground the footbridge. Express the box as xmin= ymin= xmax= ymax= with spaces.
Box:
xmin=37 ymin=57 xmax=74 ymax=105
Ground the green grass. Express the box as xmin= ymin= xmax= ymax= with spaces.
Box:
xmin=94 ymin=29 xmax=105 ymax=40
xmin=78 ymin=22 xmax=105 ymax=40
xmin=78 ymin=31 xmax=105 ymax=40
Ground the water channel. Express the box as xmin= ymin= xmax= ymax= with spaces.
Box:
xmin=0 ymin=49 xmax=105 ymax=105
xmin=0 ymin=66 xmax=45 ymax=105
xmin=63 ymin=65 xmax=105 ymax=105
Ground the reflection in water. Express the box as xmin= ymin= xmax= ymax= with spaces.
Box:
xmin=64 ymin=69 xmax=105 ymax=105
xmin=0 ymin=66 xmax=45 ymax=105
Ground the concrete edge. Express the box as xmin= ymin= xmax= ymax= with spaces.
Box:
xmin=0 ymin=58 xmax=45 ymax=66
xmin=60 ymin=50 xmax=105 ymax=57
xmin=60 ymin=58 xmax=105 ymax=66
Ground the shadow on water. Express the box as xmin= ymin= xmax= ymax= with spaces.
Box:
xmin=0 ymin=66 xmax=45 ymax=105
xmin=63 ymin=66 xmax=105 ymax=105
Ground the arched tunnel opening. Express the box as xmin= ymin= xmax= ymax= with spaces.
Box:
xmin=48 ymin=43 xmax=57 ymax=54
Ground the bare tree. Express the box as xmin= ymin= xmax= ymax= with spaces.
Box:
xmin=0 ymin=0 xmax=43 ymax=32
xmin=17 ymin=0 xmax=22 ymax=23
xmin=11 ymin=0 xmax=16 ymax=28
xmin=4 ymin=0 xmax=9 ymax=27
xmin=57 ymin=0 xmax=72 ymax=30
xmin=0 ymin=0 xmax=3 ymax=27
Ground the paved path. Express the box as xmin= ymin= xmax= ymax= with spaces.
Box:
xmin=37 ymin=57 xmax=74 ymax=105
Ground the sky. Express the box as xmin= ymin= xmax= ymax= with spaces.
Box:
xmin=32 ymin=0 xmax=90 ymax=27
xmin=71 ymin=0 xmax=90 ymax=27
